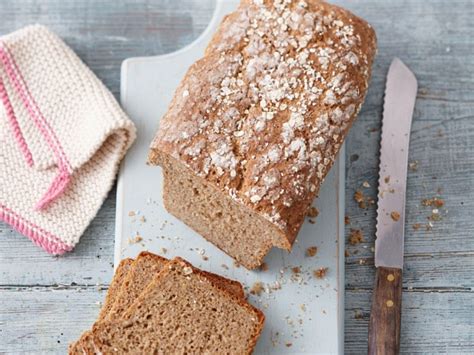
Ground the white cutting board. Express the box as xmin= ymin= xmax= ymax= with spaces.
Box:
xmin=116 ymin=1 xmax=345 ymax=353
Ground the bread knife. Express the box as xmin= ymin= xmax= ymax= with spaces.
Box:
xmin=368 ymin=58 xmax=418 ymax=355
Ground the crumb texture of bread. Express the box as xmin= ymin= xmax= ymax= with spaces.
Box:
xmin=89 ymin=258 xmax=264 ymax=354
xmin=149 ymin=0 xmax=377 ymax=268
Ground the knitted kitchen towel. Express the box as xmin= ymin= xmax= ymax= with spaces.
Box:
xmin=0 ymin=25 xmax=136 ymax=254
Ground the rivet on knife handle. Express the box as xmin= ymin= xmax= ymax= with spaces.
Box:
xmin=368 ymin=266 xmax=403 ymax=355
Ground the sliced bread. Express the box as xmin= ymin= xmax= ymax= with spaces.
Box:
xmin=69 ymin=258 xmax=133 ymax=353
xmin=86 ymin=257 xmax=264 ymax=354
xmin=104 ymin=252 xmax=244 ymax=321
xmin=69 ymin=252 xmax=246 ymax=354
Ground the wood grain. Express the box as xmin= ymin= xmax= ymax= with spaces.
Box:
xmin=368 ymin=267 xmax=403 ymax=355
xmin=0 ymin=0 xmax=473 ymax=353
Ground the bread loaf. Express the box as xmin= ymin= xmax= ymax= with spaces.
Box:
xmin=149 ymin=0 xmax=377 ymax=269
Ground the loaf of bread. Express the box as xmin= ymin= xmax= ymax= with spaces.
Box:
xmin=149 ymin=0 xmax=376 ymax=269
xmin=71 ymin=257 xmax=264 ymax=354
xmin=69 ymin=253 xmax=246 ymax=353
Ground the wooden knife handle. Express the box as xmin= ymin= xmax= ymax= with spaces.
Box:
xmin=368 ymin=267 xmax=403 ymax=355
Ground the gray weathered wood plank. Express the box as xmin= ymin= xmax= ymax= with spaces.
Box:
xmin=1 ymin=287 xmax=472 ymax=354
xmin=345 ymin=290 xmax=474 ymax=354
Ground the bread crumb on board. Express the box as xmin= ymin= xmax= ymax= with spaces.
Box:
xmin=250 ymin=282 xmax=264 ymax=296
xmin=313 ymin=267 xmax=329 ymax=279
xmin=306 ymin=246 xmax=318 ymax=257
xmin=128 ymin=234 xmax=143 ymax=244
xmin=291 ymin=266 xmax=301 ymax=274
xmin=307 ymin=207 xmax=319 ymax=218
xmin=344 ymin=215 xmax=350 ymax=225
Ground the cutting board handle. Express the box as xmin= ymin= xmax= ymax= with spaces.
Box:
xmin=368 ymin=266 xmax=403 ymax=355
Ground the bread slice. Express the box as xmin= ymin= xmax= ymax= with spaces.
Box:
xmin=104 ymin=252 xmax=244 ymax=321
xmin=101 ymin=252 xmax=167 ymax=321
xmin=85 ymin=257 xmax=264 ymax=354
xmin=148 ymin=0 xmax=377 ymax=269
xmin=97 ymin=258 xmax=133 ymax=322
xmin=69 ymin=252 xmax=245 ymax=353
xmin=68 ymin=258 xmax=134 ymax=353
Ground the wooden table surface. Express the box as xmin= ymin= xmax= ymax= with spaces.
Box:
xmin=0 ymin=1 xmax=473 ymax=353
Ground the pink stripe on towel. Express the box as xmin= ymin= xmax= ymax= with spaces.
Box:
xmin=0 ymin=76 xmax=34 ymax=166
xmin=0 ymin=204 xmax=73 ymax=254
xmin=0 ymin=42 xmax=72 ymax=210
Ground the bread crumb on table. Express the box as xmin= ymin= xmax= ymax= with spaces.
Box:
xmin=344 ymin=215 xmax=350 ymax=225
xmin=354 ymin=190 xmax=366 ymax=208
xmin=354 ymin=190 xmax=375 ymax=209
xmin=409 ymin=160 xmax=419 ymax=171
xmin=349 ymin=229 xmax=364 ymax=245
xmin=422 ymin=197 xmax=444 ymax=208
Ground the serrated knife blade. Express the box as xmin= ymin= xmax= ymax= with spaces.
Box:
xmin=368 ymin=58 xmax=418 ymax=355
xmin=375 ymin=58 xmax=418 ymax=269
